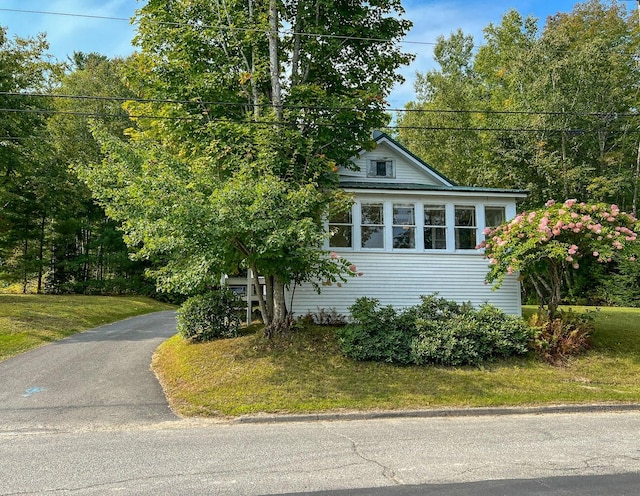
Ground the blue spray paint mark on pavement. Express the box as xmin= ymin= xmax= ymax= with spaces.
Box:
xmin=23 ymin=387 xmax=46 ymax=398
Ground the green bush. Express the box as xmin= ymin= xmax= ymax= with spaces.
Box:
xmin=177 ymin=289 xmax=243 ymax=342
xmin=338 ymin=295 xmax=531 ymax=367
xmin=336 ymin=297 xmax=418 ymax=364
xmin=411 ymin=304 xmax=531 ymax=366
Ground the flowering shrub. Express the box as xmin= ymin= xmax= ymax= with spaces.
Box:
xmin=480 ymin=199 xmax=639 ymax=316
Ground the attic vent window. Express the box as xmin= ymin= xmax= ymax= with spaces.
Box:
xmin=368 ymin=160 xmax=394 ymax=178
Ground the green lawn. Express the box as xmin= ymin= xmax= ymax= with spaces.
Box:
xmin=0 ymin=294 xmax=175 ymax=361
xmin=153 ymin=306 xmax=640 ymax=418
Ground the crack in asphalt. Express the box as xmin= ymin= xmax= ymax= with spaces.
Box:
xmin=322 ymin=423 xmax=403 ymax=485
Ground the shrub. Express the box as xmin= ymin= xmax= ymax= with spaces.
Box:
xmin=336 ymin=297 xmax=418 ymax=364
xmin=177 ymin=289 xmax=243 ymax=342
xmin=529 ymin=309 xmax=593 ymax=364
xmin=338 ymin=295 xmax=532 ymax=367
xmin=411 ymin=304 xmax=531 ymax=366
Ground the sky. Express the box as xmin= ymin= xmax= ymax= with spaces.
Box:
xmin=0 ymin=0 xmax=633 ymax=109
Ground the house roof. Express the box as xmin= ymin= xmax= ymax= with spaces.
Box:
xmin=340 ymin=181 xmax=529 ymax=197
xmin=354 ymin=131 xmax=527 ymax=197
xmin=369 ymin=131 xmax=458 ymax=187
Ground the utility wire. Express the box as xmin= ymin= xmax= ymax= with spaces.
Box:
xmin=0 ymin=8 xmax=434 ymax=46
xmin=1 ymin=91 xmax=639 ymax=119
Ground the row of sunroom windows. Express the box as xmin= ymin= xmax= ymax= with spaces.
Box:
xmin=329 ymin=202 xmax=506 ymax=251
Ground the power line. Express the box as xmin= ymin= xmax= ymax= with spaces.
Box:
xmin=2 ymin=107 xmax=639 ymax=136
xmin=0 ymin=8 xmax=435 ymax=46
xmin=2 ymin=91 xmax=639 ymax=119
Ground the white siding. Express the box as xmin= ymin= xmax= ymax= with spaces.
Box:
xmin=339 ymin=142 xmax=446 ymax=185
xmin=289 ymin=252 xmax=522 ymax=318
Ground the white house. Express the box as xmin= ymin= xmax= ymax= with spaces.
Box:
xmin=289 ymin=131 xmax=527 ymax=317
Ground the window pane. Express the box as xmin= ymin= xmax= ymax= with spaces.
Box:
xmin=485 ymin=207 xmax=505 ymax=227
xmin=329 ymin=209 xmax=351 ymax=224
xmin=425 ymin=227 xmax=447 ymax=249
xmin=393 ymin=226 xmax=415 ymax=249
xmin=455 ymin=206 xmax=476 ymax=227
xmin=424 ymin=205 xmax=446 ymax=226
xmin=329 ymin=225 xmax=352 ymax=247
xmin=361 ymin=204 xmax=383 ymax=225
xmin=393 ymin=205 xmax=415 ymax=225
xmin=455 ymin=228 xmax=477 ymax=249
xmin=361 ymin=226 xmax=384 ymax=248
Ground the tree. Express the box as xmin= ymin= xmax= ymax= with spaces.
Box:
xmin=0 ymin=27 xmax=59 ymax=291
xmin=81 ymin=0 xmax=413 ymax=333
xmin=398 ymin=1 xmax=640 ymax=211
xmin=481 ymin=199 xmax=639 ymax=317
xmin=46 ymin=53 xmax=150 ymax=294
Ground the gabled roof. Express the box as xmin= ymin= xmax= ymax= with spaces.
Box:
xmin=367 ymin=130 xmax=457 ymax=187
xmin=350 ymin=131 xmax=527 ymax=198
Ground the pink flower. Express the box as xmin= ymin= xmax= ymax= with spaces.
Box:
xmin=573 ymin=262 xmax=580 ymax=269
xmin=545 ymin=199 xmax=556 ymax=207
xmin=630 ymin=257 xmax=636 ymax=262
xmin=568 ymin=245 xmax=578 ymax=255
xmin=593 ymin=251 xmax=599 ymax=257
xmin=564 ymin=199 xmax=577 ymax=207
xmin=507 ymin=266 xmax=514 ymax=275
xmin=348 ymin=264 xmax=357 ymax=272
xmin=330 ymin=251 xmax=338 ymax=259
xmin=566 ymin=256 xmax=573 ymax=262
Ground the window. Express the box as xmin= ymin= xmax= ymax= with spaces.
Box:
xmin=361 ymin=203 xmax=384 ymax=249
xmin=328 ymin=209 xmax=352 ymax=248
xmin=393 ymin=204 xmax=415 ymax=249
xmin=367 ymin=160 xmax=394 ymax=178
xmin=485 ymin=206 xmax=506 ymax=228
xmin=424 ymin=204 xmax=447 ymax=250
xmin=455 ymin=206 xmax=477 ymax=249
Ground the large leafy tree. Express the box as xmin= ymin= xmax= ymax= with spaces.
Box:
xmin=81 ymin=0 xmax=413 ymax=332
xmin=398 ymin=0 xmax=640 ymax=211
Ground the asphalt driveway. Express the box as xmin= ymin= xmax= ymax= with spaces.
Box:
xmin=0 ymin=310 xmax=178 ymax=431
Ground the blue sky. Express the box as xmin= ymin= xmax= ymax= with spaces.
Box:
xmin=0 ymin=0 xmax=631 ymax=108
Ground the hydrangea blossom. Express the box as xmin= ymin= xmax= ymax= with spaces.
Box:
xmin=479 ymin=199 xmax=639 ymax=316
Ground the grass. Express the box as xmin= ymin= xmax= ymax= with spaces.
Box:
xmin=0 ymin=294 xmax=175 ymax=361
xmin=153 ymin=306 xmax=640 ymax=418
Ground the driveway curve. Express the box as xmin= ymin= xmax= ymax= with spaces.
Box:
xmin=0 ymin=310 xmax=178 ymax=432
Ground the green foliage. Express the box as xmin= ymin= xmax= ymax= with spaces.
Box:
xmin=411 ymin=304 xmax=531 ymax=367
xmin=177 ymin=289 xmax=244 ymax=342
xmin=482 ymin=199 xmax=639 ymax=315
xmin=83 ymin=0 xmax=413 ymax=329
xmin=398 ymin=1 xmax=640 ymax=211
xmin=337 ymin=297 xmax=419 ymax=364
xmin=528 ymin=309 xmax=594 ymax=364
xmin=338 ymin=295 xmax=530 ymax=366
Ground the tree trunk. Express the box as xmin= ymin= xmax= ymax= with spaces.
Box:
xmin=251 ymin=263 xmax=271 ymax=325
xmin=268 ymin=0 xmax=282 ymax=121
xmin=264 ymin=274 xmax=291 ymax=337
xmin=37 ymin=214 xmax=46 ymax=294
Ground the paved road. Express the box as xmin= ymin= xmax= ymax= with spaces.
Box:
xmin=1 ymin=412 xmax=639 ymax=495
xmin=1 ymin=312 xmax=639 ymax=495
xmin=0 ymin=310 xmax=178 ymax=431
